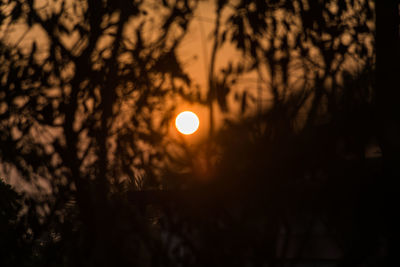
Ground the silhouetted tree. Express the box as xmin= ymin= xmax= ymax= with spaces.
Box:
xmin=1 ymin=0 xmax=197 ymax=265
xmin=1 ymin=0 xmax=398 ymax=266
xmin=154 ymin=1 xmax=398 ymax=266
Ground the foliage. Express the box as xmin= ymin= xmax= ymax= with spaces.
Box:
xmin=157 ymin=67 xmax=383 ymax=267
xmin=0 ymin=0 xmax=397 ymax=266
xmin=0 ymin=179 xmax=37 ymax=266
xmin=156 ymin=0 xmax=388 ymax=266
xmin=209 ymin=0 xmax=374 ymax=122
xmin=1 ymin=0 xmax=197 ymax=265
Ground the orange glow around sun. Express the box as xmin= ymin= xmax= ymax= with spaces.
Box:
xmin=175 ymin=111 xmax=200 ymax=135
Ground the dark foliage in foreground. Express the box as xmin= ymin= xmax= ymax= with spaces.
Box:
xmin=1 ymin=0 xmax=399 ymax=266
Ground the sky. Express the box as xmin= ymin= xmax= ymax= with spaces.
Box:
xmin=0 ymin=0 xmax=379 ymax=191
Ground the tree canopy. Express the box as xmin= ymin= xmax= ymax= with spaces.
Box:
xmin=1 ymin=0 xmax=398 ymax=266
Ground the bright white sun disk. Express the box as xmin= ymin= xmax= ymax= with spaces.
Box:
xmin=175 ymin=111 xmax=199 ymax=135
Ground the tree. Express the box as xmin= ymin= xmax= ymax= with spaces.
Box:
xmin=1 ymin=0 xmax=397 ymax=266
xmin=1 ymin=0 xmax=198 ymax=265
xmin=154 ymin=0 xmax=393 ymax=266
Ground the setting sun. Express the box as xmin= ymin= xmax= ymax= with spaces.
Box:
xmin=175 ymin=111 xmax=200 ymax=135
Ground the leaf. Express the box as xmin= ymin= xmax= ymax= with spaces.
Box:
xmin=58 ymin=23 xmax=70 ymax=35
xmin=220 ymin=30 xmax=227 ymax=45
xmin=0 ymin=11 xmax=6 ymax=24
xmin=216 ymin=79 xmax=230 ymax=112
xmin=241 ymin=91 xmax=247 ymax=114
xmin=11 ymin=2 xmax=22 ymax=22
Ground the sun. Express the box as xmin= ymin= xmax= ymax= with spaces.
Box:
xmin=175 ymin=111 xmax=200 ymax=135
